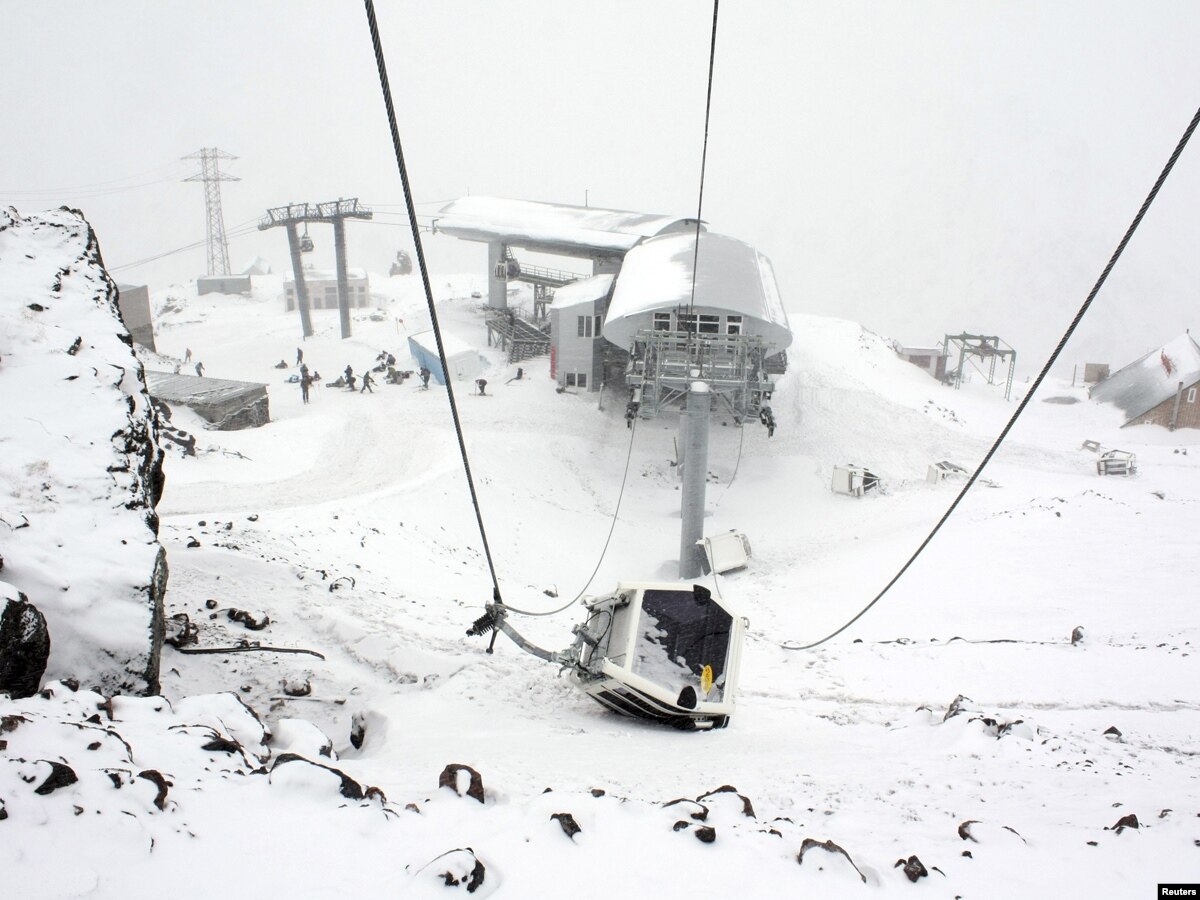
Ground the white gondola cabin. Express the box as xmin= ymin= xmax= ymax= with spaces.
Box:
xmin=568 ymin=582 xmax=747 ymax=729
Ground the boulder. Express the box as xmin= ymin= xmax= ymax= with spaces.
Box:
xmin=0 ymin=586 xmax=50 ymax=698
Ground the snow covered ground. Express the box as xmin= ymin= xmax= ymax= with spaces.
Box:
xmin=3 ymin=271 xmax=1198 ymax=897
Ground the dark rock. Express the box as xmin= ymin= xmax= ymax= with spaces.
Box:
xmin=697 ymin=784 xmax=755 ymax=818
xmin=227 ymin=609 xmax=269 ymax=631
xmin=1109 ymin=813 xmax=1139 ymax=833
xmin=694 ymin=826 xmax=717 ymax=843
xmin=137 ymin=770 xmax=171 ymax=810
xmin=200 ymin=735 xmax=242 ymax=754
xmin=34 ymin=761 xmax=79 ymax=795
xmin=1103 ymin=725 xmax=1122 ymax=738
xmin=61 ymin=677 xmax=79 ymax=691
xmin=0 ymin=799 xmax=6 ymax=820
xmin=164 ymin=613 xmax=198 ymax=649
xmin=551 ymin=812 xmax=581 ymax=840
xmin=1071 ymin=626 xmax=1085 ymax=646
xmin=895 ymin=855 xmax=928 ymax=882
xmin=797 ymin=838 xmax=867 ymax=883
xmin=439 ymin=764 xmax=485 ymax=803
xmin=204 ymin=599 xmax=217 ymax=610
xmin=350 ymin=713 xmax=366 ymax=749
xmin=673 ymin=820 xmax=690 ymax=832
xmin=282 ymin=677 xmax=311 ymax=697
xmin=663 ymin=798 xmax=708 ymax=820
xmin=1 ymin=714 xmax=28 ymax=734
xmin=590 ymin=788 xmax=606 ymax=797
xmin=958 ymin=820 xmax=979 ymax=841
xmin=0 ymin=591 xmax=51 ymax=699
xmin=272 ymin=753 xmax=364 ymax=800
xmin=432 ymin=848 xmax=485 ymax=893
xmin=186 ymin=537 xmax=201 ymax=549
xmin=365 ymin=785 xmax=387 ymax=803
xmin=944 ymin=694 xmax=972 ymax=721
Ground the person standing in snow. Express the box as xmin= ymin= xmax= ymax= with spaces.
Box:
xmin=296 ymin=347 xmax=303 ymax=366
xmin=360 ymin=370 xmax=375 ymax=394
xmin=195 ymin=361 xmax=205 ymax=377
xmin=184 ymin=348 xmax=192 ymax=363
xmin=419 ymin=366 xmax=431 ymax=389
xmin=301 ymin=374 xmax=311 ymax=404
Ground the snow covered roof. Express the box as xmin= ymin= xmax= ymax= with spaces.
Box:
xmin=602 ymin=231 xmax=792 ymax=350
xmin=549 ymin=274 xmax=614 ymax=310
xmin=436 ymin=196 xmax=701 ymax=256
xmin=1088 ymin=332 xmax=1200 ymax=422
xmin=284 ymin=268 xmax=367 ymax=283
xmin=145 ymin=371 xmax=267 ymax=404
xmin=241 ymin=256 xmax=272 ymax=276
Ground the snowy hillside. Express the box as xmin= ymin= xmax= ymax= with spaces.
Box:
xmin=2 ymin=268 xmax=1198 ymax=897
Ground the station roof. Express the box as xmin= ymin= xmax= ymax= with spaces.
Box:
xmin=602 ymin=231 xmax=792 ymax=350
xmin=549 ymin=274 xmax=615 ymax=310
xmin=1089 ymin=332 xmax=1200 ymax=422
xmin=435 ymin=196 xmax=702 ymax=257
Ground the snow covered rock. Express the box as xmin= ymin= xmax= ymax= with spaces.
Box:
xmin=0 ymin=207 xmax=167 ymax=695
xmin=0 ymin=584 xmax=50 ymax=698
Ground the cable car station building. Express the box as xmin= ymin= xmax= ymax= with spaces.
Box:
xmin=435 ymin=196 xmax=791 ymax=423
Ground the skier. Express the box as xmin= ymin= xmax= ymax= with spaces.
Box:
xmin=475 ymin=378 xmax=487 ymax=396
xmin=419 ymin=366 xmax=431 ymax=389
xmin=195 ymin=361 xmax=205 ymax=377
xmin=296 ymin=347 xmax=304 ymax=366
xmin=301 ymin=375 xmax=310 ymax=404
xmin=184 ymin=348 xmax=193 ymax=363
xmin=360 ymin=370 xmax=375 ymax=394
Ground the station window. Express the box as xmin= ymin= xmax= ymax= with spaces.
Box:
xmin=577 ymin=315 xmax=593 ymax=338
xmin=1189 ymin=387 xmax=1197 ymax=403
xmin=653 ymin=312 xmax=672 ymax=331
xmin=594 ymin=314 xmax=603 ymax=337
xmin=698 ymin=315 xmax=720 ymax=334
xmin=577 ymin=373 xmax=588 ymax=388
xmin=566 ymin=373 xmax=576 ymax=387
xmin=726 ymin=315 xmax=743 ymax=335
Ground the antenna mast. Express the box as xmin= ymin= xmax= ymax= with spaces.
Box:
xmin=183 ymin=147 xmax=239 ymax=276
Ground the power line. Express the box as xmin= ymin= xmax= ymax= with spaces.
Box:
xmin=0 ymin=162 xmax=188 ymax=197
xmin=783 ymin=102 xmax=1200 ymax=653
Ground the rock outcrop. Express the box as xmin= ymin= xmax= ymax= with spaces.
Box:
xmin=0 ymin=206 xmax=166 ymax=695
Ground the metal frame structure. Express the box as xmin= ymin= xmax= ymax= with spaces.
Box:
xmin=942 ymin=332 xmax=1017 ymax=400
xmin=183 ymin=148 xmax=239 ymax=277
xmin=625 ymin=327 xmax=777 ymax=423
xmin=258 ymin=198 xmax=373 ymax=339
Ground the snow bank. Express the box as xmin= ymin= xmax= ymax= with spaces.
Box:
xmin=0 ymin=207 xmax=167 ymax=694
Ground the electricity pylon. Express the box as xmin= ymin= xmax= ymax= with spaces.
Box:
xmin=183 ymin=148 xmax=239 ymax=276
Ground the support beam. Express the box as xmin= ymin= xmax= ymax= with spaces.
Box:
xmin=285 ymin=223 xmax=313 ymax=339
xmin=487 ymin=241 xmax=508 ymax=310
xmin=333 ymin=218 xmax=351 ymax=339
xmin=679 ymin=380 xmax=711 ymax=579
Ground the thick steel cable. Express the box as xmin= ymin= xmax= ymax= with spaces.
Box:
xmin=364 ymin=0 xmax=504 ymax=601
xmin=784 ymin=103 xmax=1200 ymax=652
xmin=685 ymin=0 xmax=720 ymax=344
xmin=501 ymin=417 xmax=640 ymax=617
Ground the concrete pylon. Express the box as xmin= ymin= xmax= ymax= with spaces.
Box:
xmin=333 ymin=217 xmax=351 ymax=339
xmin=285 ymin=223 xmax=313 ymax=339
xmin=487 ymin=241 xmax=508 ymax=310
xmin=679 ymin=380 xmax=710 ymax=579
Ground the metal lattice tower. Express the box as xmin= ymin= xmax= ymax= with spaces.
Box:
xmin=183 ymin=148 xmax=239 ymax=276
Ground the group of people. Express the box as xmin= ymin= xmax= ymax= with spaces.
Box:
xmin=285 ymin=346 xmax=436 ymax=403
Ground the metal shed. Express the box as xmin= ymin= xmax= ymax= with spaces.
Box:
xmin=407 ymin=330 xmax=483 ymax=386
xmin=144 ymin=371 xmax=269 ymax=430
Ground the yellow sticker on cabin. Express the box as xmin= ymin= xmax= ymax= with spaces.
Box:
xmin=700 ymin=665 xmax=714 ymax=694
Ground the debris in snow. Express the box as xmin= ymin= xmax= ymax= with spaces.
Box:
xmin=895 ymin=854 xmax=928 ymax=881
xmin=796 ymin=838 xmax=867 ymax=883
xmin=551 ymin=812 xmax=581 ymax=840
xmin=163 ymin=612 xmax=198 ymax=649
xmin=438 ymin=764 xmax=485 ymax=803
xmin=0 ymin=589 xmax=51 ymax=698
xmin=1072 ymin=626 xmax=1085 ymax=646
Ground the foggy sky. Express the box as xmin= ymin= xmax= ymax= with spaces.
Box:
xmin=4 ymin=1 xmax=1199 ymax=376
